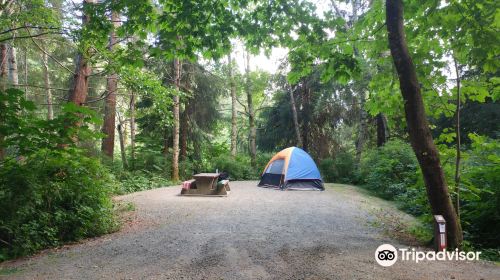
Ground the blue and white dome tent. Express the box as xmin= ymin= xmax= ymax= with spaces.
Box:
xmin=258 ymin=147 xmax=324 ymax=190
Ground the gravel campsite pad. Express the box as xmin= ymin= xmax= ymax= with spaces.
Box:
xmin=2 ymin=181 xmax=499 ymax=279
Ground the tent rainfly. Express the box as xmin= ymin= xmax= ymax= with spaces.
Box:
xmin=258 ymin=147 xmax=324 ymax=190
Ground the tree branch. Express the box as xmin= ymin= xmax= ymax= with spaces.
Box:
xmin=0 ymin=31 xmax=64 ymax=43
xmin=235 ymin=96 xmax=248 ymax=113
xmin=0 ymin=25 xmax=62 ymax=36
xmin=26 ymin=28 xmax=76 ymax=75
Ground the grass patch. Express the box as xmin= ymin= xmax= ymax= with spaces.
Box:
xmin=114 ymin=201 xmax=136 ymax=213
xmin=112 ymin=200 xmax=137 ymax=230
xmin=326 ymin=183 xmax=433 ymax=246
xmin=0 ymin=267 xmax=22 ymax=276
xmin=370 ymin=207 xmax=432 ymax=247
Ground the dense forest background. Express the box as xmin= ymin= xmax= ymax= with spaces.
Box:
xmin=0 ymin=0 xmax=498 ymax=261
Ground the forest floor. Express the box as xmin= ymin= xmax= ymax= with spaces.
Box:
xmin=1 ymin=181 xmax=499 ymax=279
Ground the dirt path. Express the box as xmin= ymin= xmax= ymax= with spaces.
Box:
xmin=1 ymin=181 xmax=499 ymax=279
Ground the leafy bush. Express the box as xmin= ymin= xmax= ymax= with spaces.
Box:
xmin=459 ymin=135 xmax=500 ymax=250
xmin=209 ymin=154 xmax=259 ymax=180
xmin=435 ymin=133 xmax=500 ymax=256
xmin=113 ymin=171 xmax=174 ymax=195
xmin=130 ymin=146 xmax=171 ymax=174
xmin=0 ymin=149 xmax=117 ymax=260
xmin=360 ymin=140 xmax=419 ymax=198
xmin=359 ymin=140 xmax=428 ymax=216
xmin=359 ymin=136 xmax=500 ymax=258
xmin=179 ymin=160 xmax=195 ymax=180
xmin=319 ymin=151 xmax=355 ymax=183
xmin=0 ymin=90 xmax=117 ymax=260
xmin=319 ymin=158 xmax=336 ymax=183
xmin=333 ymin=151 xmax=356 ymax=183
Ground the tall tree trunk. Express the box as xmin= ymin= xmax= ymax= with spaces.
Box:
xmin=0 ymin=44 xmax=7 ymax=88
xmin=122 ymin=120 xmax=128 ymax=147
xmin=245 ymin=51 xmax=256 ymax=166
xmin=180 ymin=102 xmax=188 ymax=161
xmin=171 ymin=58 xmax=181 ymax=181
xmin=117 ymin=120 xmax=128 ymax=169
xmin=8 ymin=46 xmax=18 ymax=86
xmin=355 ymin=93 xmax=367 ymax=163
xmin=288 ymin=84 xmax=303 ymax=148
xmin=228 ymin=54 xmax=237 ymax=157
xmin=9 ymin=46 xmax=23 ymax=161
xmin=67 ymin=0 xmax=95 ymax=106
xmin=180 ymin=65 xmax=192 ymax=162
xmin=23 ymin=47 xmax=27 ymax=98
xmin=101 ymin=11 xmax=120 ymax=158
xmin=386 ymin=0 xmax=462 ymax=248
xmin=0 ymin=44 xmax=6 ymax=89
xmin=301 ymin=84 xmax=311 ymax=152
xmin=337 ymin=0 xmax=367 ymax=163
xmin=0 ymin=43 xmax=7 ymax=160
xmin=129 ymin=91 xmax=135 ymax=168
xmin=349 ymin=0 xmax=366 ymax=159
xmin=193 ymin=135 xmax=201 ymax=173
xmin=376 ymin=113 xmax=389 ymax=147
xmin=453 ymin=56 xmax=461 ymax=221
xmin=42 ymin=46 xmax=53 ymax=120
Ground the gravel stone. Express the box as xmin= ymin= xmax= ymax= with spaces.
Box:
xmin=2 ymin=181 xmax=499 ymax=279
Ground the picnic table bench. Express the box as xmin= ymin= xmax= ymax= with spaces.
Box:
xmin=180 ymin=173 xmax=230 ymax=196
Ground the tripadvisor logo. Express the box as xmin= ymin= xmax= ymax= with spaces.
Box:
xmin=375 ymin=244 xmax=398 ymax=267
xmin=375 ymin=244 xmax=482 ymax=267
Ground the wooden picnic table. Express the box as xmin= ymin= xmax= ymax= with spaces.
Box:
xmin=180 ymin=173 xmax=230 ymax=196
xmin=194 ymin=173 xmax=219 ymax=190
